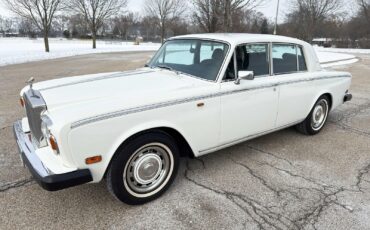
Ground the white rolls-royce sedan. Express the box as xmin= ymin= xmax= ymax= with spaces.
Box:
xmin=14 ymin=34 xmax=352 ymax=204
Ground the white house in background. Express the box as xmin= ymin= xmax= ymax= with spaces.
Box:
xmin=312 ymin=38 xmax=334 ymax=47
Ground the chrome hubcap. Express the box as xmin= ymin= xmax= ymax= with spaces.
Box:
xmin=134 ymin=153 xmax=162 ymax=184
xmin=124 ymin=144 xmax=171 ymax=195
xmin=311 ymin=99 xmax=328 ymax=131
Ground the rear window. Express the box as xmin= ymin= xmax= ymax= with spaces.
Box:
xmin=272 ymin=44 xmax=307 ymax=75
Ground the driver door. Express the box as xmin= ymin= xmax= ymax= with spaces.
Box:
xmin=219 ymin=44 xmax=279 ymax=147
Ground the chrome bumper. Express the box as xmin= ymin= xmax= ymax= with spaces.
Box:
xmin=13 ymin=120 xmax=92 ymax=191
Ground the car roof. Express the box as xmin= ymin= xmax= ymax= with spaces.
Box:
xmin=171 ymin=33 xmax=308 ymax=47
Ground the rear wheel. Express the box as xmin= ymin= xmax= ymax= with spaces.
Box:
xmin=107 ymin=131 xmax=179 ymax=205
xmin=296 ymin=95 xmax=330 ymax=135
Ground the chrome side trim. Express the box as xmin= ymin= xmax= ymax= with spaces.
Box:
xmin=13 ymin=120 xmax=53 ymax=177
xmin=71 ymin=92 xmax=221 ymax=129
xmin=38 ymin=70 xmax=155 ymax=91
xmin=198 ymin=120 xmax=304 ymax=155
xmin=70 ymin=75 xmax=351 ymax=129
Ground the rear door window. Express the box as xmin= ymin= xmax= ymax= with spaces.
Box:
xmin=272 ymin=44 xmax=308 ymax=75
xmin=272 ymin=44 xmax=298 ymax=75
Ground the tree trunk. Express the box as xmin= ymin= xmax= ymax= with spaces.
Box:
xmin=92 ymin=30 xmax=97 ymax=49
xmin=161 ymin=24 xmax=165 ymax=44
xmin=43 ymin=31 xmax=50 ymax=52
xmin=223 ymin=0 xmax=231 ymax=32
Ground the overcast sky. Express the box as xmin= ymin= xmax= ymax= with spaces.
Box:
xmin=0 ymin=0 xmax=290 ymax=22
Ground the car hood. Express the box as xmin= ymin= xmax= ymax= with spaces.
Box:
xmin=29 ymin=68 xmax=213 ymax=125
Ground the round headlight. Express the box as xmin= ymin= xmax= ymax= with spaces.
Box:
xmin=41 ymin=121 xmax=50 ymax=138
xmin=41 ymin=115 xmax=52 ymax=134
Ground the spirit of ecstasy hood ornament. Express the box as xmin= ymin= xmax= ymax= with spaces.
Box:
xmin=27 ymin=77 xmax=35 ymax=89
xmin=26 ymin=77 xmax=36 ymax=96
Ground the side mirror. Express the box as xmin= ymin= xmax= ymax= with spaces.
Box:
xmin=235 ymin=71 xmax=254 ymax=84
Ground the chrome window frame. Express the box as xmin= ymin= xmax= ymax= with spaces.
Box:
xmin=297 ymin=45 xmax=308 ymax=72
xmin=222 ymin=42 xmax=272 ymax=82
xmin=271 ymin=42 xmax=309 ymax=76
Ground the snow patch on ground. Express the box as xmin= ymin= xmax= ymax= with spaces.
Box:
xmin=315 ymin=46 xmax=370 ymax=54
xmin=0 ymin=37 xmax=160 ymax=67
xmin=0 ymin=38 xmax=368 ymax=67
xmin=314 ymin=49 xmax=356 ymax=63
xmin=313 ymin=46 xmax=364 ymax=67
xmin=321 ymin=58 xmax=359 ymax=68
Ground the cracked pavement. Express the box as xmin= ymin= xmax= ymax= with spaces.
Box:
xmin=1 ymin=52 xmax=370 ymax=229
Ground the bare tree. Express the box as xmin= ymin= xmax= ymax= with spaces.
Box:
xmin=140 ymin=15 xmax=158 ymax=41
xmin=192 ymin=0 xmax=265 ymax=32
xmin=144 ymin=0 xmax=186 ymax=43
xmin=68 ymin=14 xmax=90 ymax=38
xmin=222 ymin=0 xmax=265 ymax=32
xmin=291 ymin=0 xmax=343 ymax=41
xmin=112 ymin=13 xmax=137 ymax=40
xmin=68 ymin=0 xmax=127 ymax=49
xmin=18 ymin=17 xmax=39 ymax=38
xmin=192 ymin=0 xmax=222 ymax=32
xmin=0 ymin=16 xmax=4 ymax=35
xmin=357 ymin=0 xmax=370 ymax=25
xmin=4 ymin=0 xmax=63 ymax=52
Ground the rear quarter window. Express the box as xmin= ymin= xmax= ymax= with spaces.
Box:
xmin=272 ymin=44 xmax=308 ymax=75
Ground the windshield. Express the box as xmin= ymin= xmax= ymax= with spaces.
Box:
xmin=148 ymin=39 xmax=229 ymax=81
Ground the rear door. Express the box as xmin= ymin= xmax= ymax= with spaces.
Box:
xmin=271 ymin=43 xmax=317 ymax=126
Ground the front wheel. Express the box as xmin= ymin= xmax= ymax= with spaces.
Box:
xmin=296 ymin=95 xmax=330 ymax=135
xmin=106 ymin=131 xmax=179 ymax=205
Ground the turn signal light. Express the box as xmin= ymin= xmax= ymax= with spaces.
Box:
xmin=85 ymin=156 xmax=102 ymax=165
xmin=20 ymin=97 xmax=25 ymax=107
xmin=49 ymin=134 xmax=59 ymax=153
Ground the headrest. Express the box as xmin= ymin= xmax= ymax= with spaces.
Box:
xmin=212 ymin=48 xmax=224 ymax=60
xmin=283 ymin=53 xmax=296 ymax=62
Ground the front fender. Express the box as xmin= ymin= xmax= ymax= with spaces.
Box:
xmin=107 ymin=120 xmax=197 ymax=163
xmin=68 ymin=119 xmax=196 ymax=182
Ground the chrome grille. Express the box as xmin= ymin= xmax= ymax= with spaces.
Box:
xmin=23 ymin=89 xmax=47 ymax=147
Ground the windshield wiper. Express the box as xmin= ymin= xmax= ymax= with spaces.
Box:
xmin=157 ymin=65 xmax=173 ymax=71
xmin=155 ymin=64 xmax=182 ymax=75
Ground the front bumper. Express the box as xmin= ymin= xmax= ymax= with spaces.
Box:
xmin=13 ymin=120 xmax=92 ymax=191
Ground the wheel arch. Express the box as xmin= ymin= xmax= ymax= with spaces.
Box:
xmin=114 ymin=127 xmax=195 ymax=158
xmin=321 ymin=93 xmax=333 ymax=110
xmin=310 ymin=92 xmax=333 ymax=112
xmin=103 ymin=124 xmax=196 ymax=178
